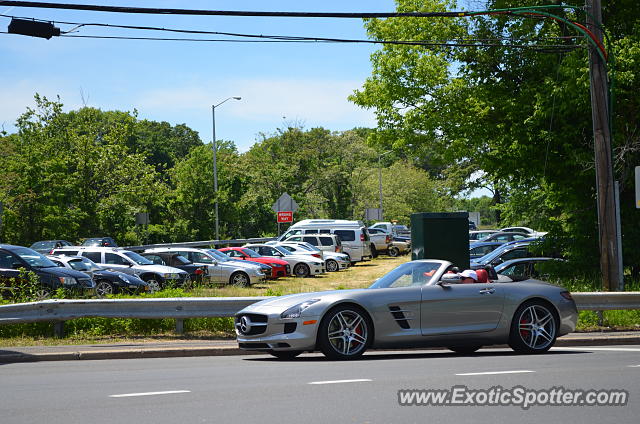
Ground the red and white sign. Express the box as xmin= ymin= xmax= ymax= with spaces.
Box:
xmin=277 ymin=211 xmax=293 ymax=223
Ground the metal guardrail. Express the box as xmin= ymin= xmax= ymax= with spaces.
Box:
xmin=124 ymin=237 xmax=276 ymax=252
xmin=0 ymin=292 xmax=638 ymax=338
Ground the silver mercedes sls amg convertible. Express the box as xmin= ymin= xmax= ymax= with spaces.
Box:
xmin=235 ymin=260 xmax=578 ymax=360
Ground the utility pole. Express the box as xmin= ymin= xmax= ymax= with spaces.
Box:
xmin=586 ymin=0 xmax=621 ymax=291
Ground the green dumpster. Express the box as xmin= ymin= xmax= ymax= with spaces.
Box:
xmin=410 ymin=212 xmax=470 ymax=269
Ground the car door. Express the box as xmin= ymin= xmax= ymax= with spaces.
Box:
xmin=420 ymin=282 xmax=505 ymax=336
xmin=103 ymin=252 xmax=135 ymax=275
xmin=182 ymin=250 xmax=223 ymax=283
xmin=0 ymin=250 xmax=23 ymax=290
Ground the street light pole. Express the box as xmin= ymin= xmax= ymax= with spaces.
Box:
xmin=212 ymin=96 xmax=241 ymax=241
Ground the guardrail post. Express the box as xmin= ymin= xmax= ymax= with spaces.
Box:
xmin=175 ymin=318 xmax=184 ymax=334
xmin=53 ymin=321 xmax=65 ymax=338
xmin=596 ymin=311 xmax=604 ymax=326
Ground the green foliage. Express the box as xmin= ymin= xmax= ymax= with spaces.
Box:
xmin=351 ymin=0 xmax=640 ymax=282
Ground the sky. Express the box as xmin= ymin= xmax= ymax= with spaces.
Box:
xmin=0 ymin=0 xmax=400 ymax=152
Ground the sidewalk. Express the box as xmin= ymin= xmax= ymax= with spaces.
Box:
xmin=1 ymin=332 xmax=639 ymax=363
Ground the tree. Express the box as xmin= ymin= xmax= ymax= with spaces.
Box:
xmin=351 ymin=0 xmax=640 ymax=277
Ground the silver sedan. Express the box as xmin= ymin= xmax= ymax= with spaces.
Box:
xmin=235 ymin=260 xmax=578 ymax=360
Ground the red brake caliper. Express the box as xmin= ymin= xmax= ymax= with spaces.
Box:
xmin=520 ymin=317 xmax=530 ymax=339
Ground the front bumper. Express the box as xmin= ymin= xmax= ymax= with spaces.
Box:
xmin=235 ymin=312 xmax=320 ymax=352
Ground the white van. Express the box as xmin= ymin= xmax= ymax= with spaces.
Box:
xmin=278 ymin=219 xmax=372 ymax=263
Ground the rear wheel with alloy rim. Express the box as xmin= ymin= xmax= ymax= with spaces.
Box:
xmin=230 ymin=272 xmax=250 ymax=287
xmin=326 ymin=259 xmax=339 ymax=272
xmin=509 ymin=301 xmax=558 ymax=354
xmin=388 ymin=246 xmax=400 ymax=257
xmin=95 ymin=280 xmax=115 ymax=297
xmin=318 ymin=305 xmax=372 ymax=360
xmin=268 ymin=350 xmax=303 ymax=360
xmin=293 ymin=263 xmax=310 ymax=278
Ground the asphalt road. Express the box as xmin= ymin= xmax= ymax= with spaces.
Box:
xmin=1 ymin=345 xmax=638 ymax=424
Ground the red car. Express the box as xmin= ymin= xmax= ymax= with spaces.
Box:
xmin=218 ymin=247 xmax=291 ymax=279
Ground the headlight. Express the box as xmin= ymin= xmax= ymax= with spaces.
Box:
xmin=280 ymin=299 xmax=320 ymax=319
xmin=163 ymin=273 xmax=181 ymax=279
xmin=58 ymin=276 xmax=76 ymax=285
xmin=267 ymin=263 xmax=279 ymax=267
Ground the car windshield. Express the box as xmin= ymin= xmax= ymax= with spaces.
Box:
xmin=241 ymin=248 xmax=261 ymax=258
xmin=14 ymin=247 xmax=58 ymax=268
xmin=69 ymin=257 xmax=102 ymax=272
xmin=369 ymin=261 xmax=442 ymax=289
xmin=475 ymin=243 xmax=528 ymax=265
xmin=273 ymin=246 xmax=292 ymax=256
xmin=123 ymin=251 xmax=154 ymax=265
xmin=207 ymin=249 xmax=232 ymax=262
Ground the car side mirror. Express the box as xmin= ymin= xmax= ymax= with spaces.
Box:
xmin=438 ymin=274 xmax=461 ymax=287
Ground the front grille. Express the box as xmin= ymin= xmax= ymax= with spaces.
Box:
xmin=235 ymin=314 xmax=268 ymax=336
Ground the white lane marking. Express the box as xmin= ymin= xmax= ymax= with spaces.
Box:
xmin=109 ymin=390 xmax=191 ymax=398
xmin=308 ymin=379 xmax=372 ymax=385
xmin=552 ymin=347 xmax=640 ymax=352
xmin=629 ymin=365 xmax=640 ymax=368
xmin=456 ymin=370 xmax=535 ymax=376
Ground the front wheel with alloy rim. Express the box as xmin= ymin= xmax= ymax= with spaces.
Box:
xmin=145 ymin=278 xmax=161 ymax=292
xmin=293 ymin=263 xmax=310 ymax=278
xmin=325 ymin=259 xmax=339 ymax=272
xmin=95 ymin=280 xmax=115 ymax=297
xmin=230 ymin=272 xmax=250 ymax=287
xmin=318 ymin=305 xmax=372 ymax=360
xmin=268 ymin=350 xmax=303 ymax=360
xmin=509 ymin=301 xmax=558 ymax=354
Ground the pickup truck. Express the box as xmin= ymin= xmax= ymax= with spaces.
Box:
xmin=366 ymin=228 xmax=393 ymax=257
xmin=369 ymin=222 xmax=411 ymax=238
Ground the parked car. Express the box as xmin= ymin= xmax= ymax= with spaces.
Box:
xmin=471 ymin=241 xmax=532 ymax=268
xmin=277 ymin=219 xmax=372 ymax=264
xmin=469 ymin=241 xmax=504 ymax=260
xmin=244 ymin=243 xmax=325 ymax=277
xmin=468 ymin=230 xmax=499 ymax=242
xmin=495 ymin=257 xmax=564 ymax=282
xmin=365 ymin=228 xmax=392 ymax=257
xmin=500 ymin=227 xmax=548 ymax=238
xmin=389 ymin=238 xmax=410 ymax=257
xmin=0 ymin=244 xmax=95 ymax=298
xmin=142 ymin=247 xmax=265 ymax=287
xmin=51 ymin=246 xmax=190 ymax=289
xmin=218 ymin=247 xmax=290 ymax=279
xmin=81 ymin=237 xmax=118 ymax=247
xmin=478 ymin=231 xmax=530 ymax=244
xmin=468 ymin=220 xmax=477 ymax=230
xmin=235 ymin=259 xmax=577 ymax=360
xmin=48 ymin=255 xmax=150 ymax=296
xmin=139 ymin=252 xmax=208 ymax=284
xmin=282 ymin=234 xmax=343 ymax=254
xmin=29 ymin=240 xmax=74 ymax=255
xmin=276 ymin=241 xmax=349 ymax=272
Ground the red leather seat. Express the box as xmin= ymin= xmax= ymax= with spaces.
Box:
xmin=475 ymin=268 xmax=489 ymax=283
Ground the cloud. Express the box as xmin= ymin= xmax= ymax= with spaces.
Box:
xmin=135 ymin=77 xmax=375 ymax=127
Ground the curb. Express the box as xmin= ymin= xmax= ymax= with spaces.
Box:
xmin=1 ymin=335 xmax=638 ymax=363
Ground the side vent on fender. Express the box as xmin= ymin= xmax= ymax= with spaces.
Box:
xmin=388 ymin=305 xmax=411 ymax=329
